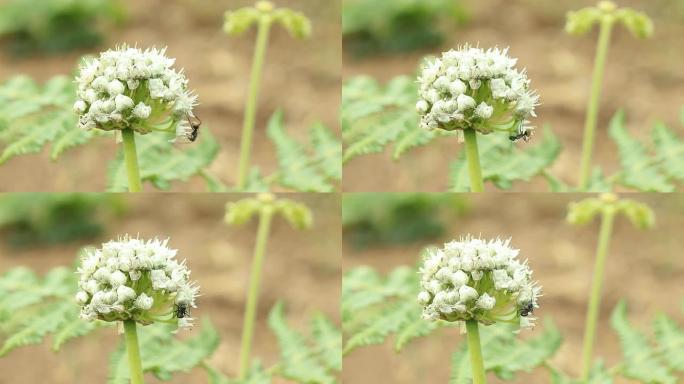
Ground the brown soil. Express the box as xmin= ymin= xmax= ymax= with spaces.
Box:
xmin=342 ymin=0 xmax=684 ymax=192
xmin=342 ymin=194 xmax=684 ymax=383
xmin=0 ymin=0 xmax=341 ymax=192
xmin=0 ymin=193 xmax=341 ymax=383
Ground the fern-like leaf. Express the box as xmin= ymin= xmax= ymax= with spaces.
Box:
xmin=610 ymin=301 xmax=676 ymax=383
xmin=342 ymin=76 xmax=451 ymax=163
xmin=0 ymin=75 xmax=96 ymax=164
xmin=0 ymin=266 xmax=108 ymax=356
xmin=267 ymin=301 xmax=340 ymax=384
xmin=108 ymin=318 xmax=220 ymax=384
xmin=449 ymin=126 xmax=561 ymax=191
xmin=450 ymin=319 xmax=562 ymax=383
xmin=653 ymin=314 xmax=684 ymax=371
xmin=342 ymin=266 xmax=445 ymax=354
xmin=266 ymin=110 xmax=341 ymax=192
xmin=608 ymin=110 xmax=684 ymax=192
xmin=106 ymin=128 xmax=219 ymax=191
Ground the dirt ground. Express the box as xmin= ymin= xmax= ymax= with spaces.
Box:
xmin=342 ymin=0 xmax=684 ymax=192
xmin=0 ymin=193 xmax=341 ymax=383
xmin=0 ymin=0 xmax=341 ymax=192
xmin=342 ymin=193 xmax=684 ymax=383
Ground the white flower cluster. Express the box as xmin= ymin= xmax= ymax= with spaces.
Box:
xmin=418 ymin=236 xmax=541 ymax=330
xmin=74 ymin=45 xmax=198 ymax=140
xmin=416 ymin=45 xmax=539 ymax=140
xmin=76 ymin=236 xmax=199 ymax=330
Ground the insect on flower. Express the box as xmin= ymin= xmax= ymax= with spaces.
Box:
xmin=519 ymin=302 xmax=534 ymax=317
xmin=185 ymin=114 xmax=201 ymax=142
xmin=175 ymin=303 xmax=190 ymax=319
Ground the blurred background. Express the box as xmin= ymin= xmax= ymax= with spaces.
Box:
xmin=342 ymin=0 xmax=684 ymax=191
xmin=0 ymin=193 xmax=340 ymax=383
xmin=0 ymin=0 xmax=340 ymax=191
xmin=342 ymin=193 xmax=684 ymax=383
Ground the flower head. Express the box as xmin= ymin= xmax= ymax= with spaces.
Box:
xmin=418 ymin=236 xmax=541 ymax=330
xmin=416 ymin=45 xmax=539 ymax=141
xmin=74 ymin=45 xmax=198 ymax=141
xmin=76 ymin=236 xmax=199 ymax=330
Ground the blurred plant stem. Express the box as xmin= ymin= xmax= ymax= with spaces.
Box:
xmin=578 ymin=18 xmax=614 ymax=190
xmin=238 ymin=206 xmax=274 ymax=379
xmin=237 ymin=17 xmax=272 ymax=189
xmin=581 ymin=206 xmax=615 ymax=379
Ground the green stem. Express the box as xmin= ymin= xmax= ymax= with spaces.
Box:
xmin=121 ymin=128 xmax=142 ymax=192
xmin=238 ymin=208 xmax=274 ymax=379
xmin=123 ymin=320 xmax=145 ymax=384
xmin=465 ymin=320 xmax=487 ymax=384
xmin=463 ymin=128 xmax=484 ymax=192
xmin=236 ymin=18 xmax=272 ymax=190
xmin=578 ymin=18 xmax=614 ymax=190
xmin=581 ymin=208 xmax=616 ymax=380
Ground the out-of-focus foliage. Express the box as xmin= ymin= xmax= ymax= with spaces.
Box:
xmin=0 ymin=194 xmax=124 ymax=248
xmin=107 ymin=129 xmax=221 ymax=192
xmin=0 ymin=265 xmax=111 ymax=357
xmin=342 ymin=194 xmax=469 ymax=249
xmin=225 ymin=193 xmax=313 ymax=230
xmin=108 ymin=319 xmax=220 ymax=384
xmin=566 ymin=193 xmax=655 ymax=229
xmin=224 ymin=1 xmax=312 ymax=39
xmin=342 ymin=74 xmax=560 ymax=192
xmin=342 ymin=0 xmax=468 ymax=56
xmin=261 ymin=110 xmax=341 ymax=193
xmin=206 ymin=302 xmax=342 ymax=384
xmin=607 ymin=110 xmax=684 ymax=192
xmin=0 ymin=0 xmax=125 ymax=56
xmin=0 ymin=76 xmax=96 ymax=165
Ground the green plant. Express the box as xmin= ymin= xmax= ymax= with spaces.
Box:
xmin=566 ymin=193 xmax=654 ymax=380
xmin=343 ymin=0 xmax=468 ymax=56
xmin=342 ymin=75 xmax=560 ymax=191
xmin=342 ymin=265 xmax=560 ymax=383
xmin=223 ymin=1 xmax=312 ymax=190
xmin=342 ymin=193 xmax=469 ymax=249
xmin=566 ymin=1 xmax=654 ymax=189
xmin=0 ymin=0 xmax=124 ymax=56
xmin=0 ymin=254 xmax=341 ymax=383
xmin=224 ymin=193 xmax=313 ymax=380
xmin=0 ymin=193 xmax=123 ymax=248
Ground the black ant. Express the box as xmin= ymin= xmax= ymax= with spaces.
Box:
xmin=509 ymin=130 xmax=531 ymax=142
xmin=519 ymin=302 xmax=534 ymax=317
xmin=185 ymin=114 xmax=201 ymax=142
xmin=175 ymin=303 xmax=189 ymax=319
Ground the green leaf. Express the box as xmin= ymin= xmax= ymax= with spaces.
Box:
xmin=342 ymin=266 xmax=445 ymax=354
xmin=108 ymin=318 xmax=220 ymax=384
xmin=0 ymin=75 xmax=97 ymax=164
xmin=610 ymin=301 xmax=676 ymax=383
xmin=311 ymin=313 xmax=343 ymax=371
xmin=448 ymin=126 xmax=561 ymax=191
xmin=266 ymin=110 xmax=341 ymax=192
xmin=608 ymin=111 xmax=675 ymax=192
xmin=106 ymin=128 xmax=219 ymax=192
xmin=0 ymin=266 xmax=108 ymax=356
xmin=272 ymin=8 xmax=312 ymax=39
xmin=268 ymin=301 xmax=340 ymax=384
xmin=342 ymin=76 xmax=451 ymax=163
xmin=653 ymin=314 xmax=684 ymax=371
xmin=450 ymin=319 xmax=562 ymax=383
